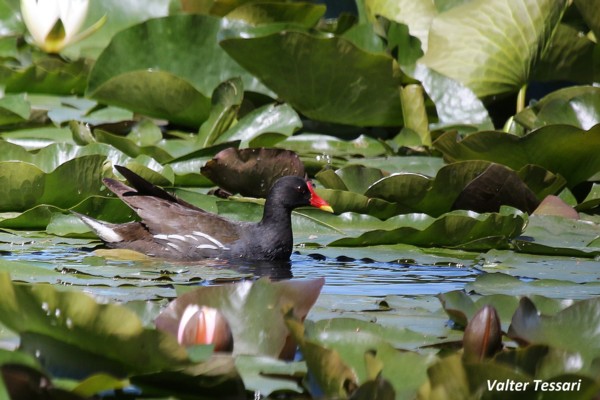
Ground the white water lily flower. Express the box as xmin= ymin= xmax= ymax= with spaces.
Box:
xmin=20 ymin=0 xmax=104 ymax=53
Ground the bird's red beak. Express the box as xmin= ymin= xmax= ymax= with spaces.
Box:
xmin=307 ymin=181 xmax=334 ymax=213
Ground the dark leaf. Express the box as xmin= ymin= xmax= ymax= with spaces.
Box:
xmin=201 ymin=147 xmax=305 ymax=197
xmin=452 ymin=163 xmax=540 ymax=213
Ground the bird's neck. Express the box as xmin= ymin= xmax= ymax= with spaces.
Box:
xmin=260 ymin=198 xmax=293 ymax=229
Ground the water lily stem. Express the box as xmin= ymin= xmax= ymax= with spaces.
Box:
xmin=516 ymin=84 xmax=527 ymax=114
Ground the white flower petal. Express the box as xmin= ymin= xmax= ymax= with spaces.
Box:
xmin=20 ymin=0 xmax=61 ymax=45
xmin=57 ymin=0 xmax=89 ymax=41
xmin=21 ymin=0 xmax=90 ymax=52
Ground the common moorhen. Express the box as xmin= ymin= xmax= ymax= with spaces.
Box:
xmin=76 ymin=166 xmax=333 ymax=261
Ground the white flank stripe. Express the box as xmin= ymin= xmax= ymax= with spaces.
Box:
xmin=192 ymin=231 xmax=228 ymax=249
xmin=185 ymin=234 xmax=199 ymax=241
xmin=83 ymin=218 xmax=123 ymax=242
xmin=167 ymin=234 xmax=186 ymax=241
xmin=196 ymin=244 xmax=218 ymax=250
xmin=166 ymin=242 xmax=180 ymax=250
xmin=154 ymin=234 xmax=169 ymax=240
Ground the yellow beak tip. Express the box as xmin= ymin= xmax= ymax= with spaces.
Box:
xmin=320 ymin=205 xmax=334 ymax=213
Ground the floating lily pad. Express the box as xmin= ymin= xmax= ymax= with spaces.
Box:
xmin=0 ymin=196 xmax=132 ymax=231
xmin=0 ymin=155 xmax=108 ymax=212
xmin=93 ymin=128 xmax=174 ymax=164
xmin=577 ymin=183 xmax=600 ymax=212
xmin=466 ymin=273 xmax=600 ymax=299
xmin=329 ymin=208 xmax=525 ymax=250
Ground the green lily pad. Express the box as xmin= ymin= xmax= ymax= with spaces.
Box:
xmin=531 ymin=24 xmax=599 ymax=87
xmin=0 ymin=196 xmax=132 ymax=231
xmin=433 ymin=125 xmax=600 ymax=188
xmin=466 ymin=273 xmax=600 ymax=299
xmin=408 ymin=63 xmax=494 ymax=131
xmin=0 ymin=0 xmax=22 ymax=37
xmin=508 ymin=297 xmax=600 ymax=369
xmin=421 ymin=0 xmax=567 ymax=97
xmin=195 ymin=77 xmax=244 ymax=149
xmin=305 ymin=318 xmax=431 ymax=398
xmin=0 ymin=155 xmax=107 ymax=212
xmin=514 ymin=86 xmax=600 ymax=130
xmin=278 ymin=133 xmax=390 ymax=159
xmin=0 ymin=140 xmax=163 ymax=175
xmin=329 ymin=208 xmax=525 ymax=250
xmin=65 ymin=0 xmax=171 ymax=59
xmin=93 ymin=128 xmax=174 ymax=163
xmin=514 ymin=214 xmax=600 ymax=257
xmin=286 ymin=318 xmax=358 ymax=398
xmin=0 ymin=272 xmax=188 ymax=377
xmin=574 ymin=0 xmax=600 ymax=40
xmin=0 ymin=94 xmax=30 ymax=125
xmin=318 ymin=161 xmax=556 ymax=217
xmin=235 ymin=355 xmax=306 ymax=397
xmin=364 ymin=0 xmax=436 ymax=52
xmin=89 ymin=70 xmax=211 ymax=128
xmin=4 ymin=57 xmax=90 ymax=96
xmin=226 ymin=1 xmax=326 ymax=27
xmin=221 ymin=30 xmax=410 ymax=126
xmin=437 ymin=291 xmax=566 ymax=330
xmin=577 ymin=183 xmax=600 ymax=212
xmin=216 ymin=102 xmax=302 ymax=148
xmin=87 ymin=15 xmax=270 ymax=127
